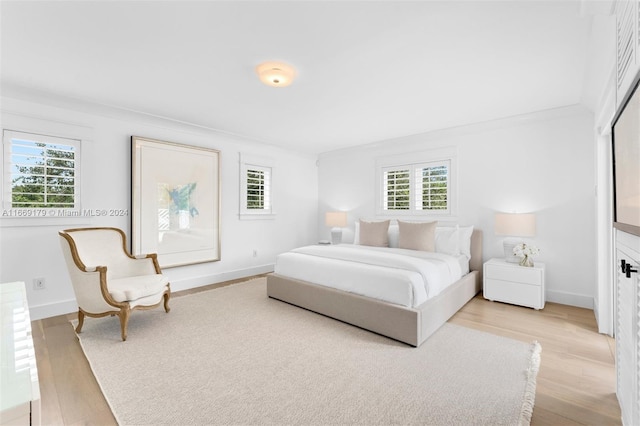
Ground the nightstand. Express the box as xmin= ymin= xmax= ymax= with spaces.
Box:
xmin=483 ymin=258 xmax=545 ymax=310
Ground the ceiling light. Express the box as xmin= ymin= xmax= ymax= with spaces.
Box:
xmin=256 ymin=61 xmax=296 ymax=87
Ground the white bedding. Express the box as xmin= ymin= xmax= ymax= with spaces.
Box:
xmin=273 ymin=244 xmax=468 ymax=308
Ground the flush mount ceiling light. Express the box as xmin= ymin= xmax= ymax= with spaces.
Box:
xmin=256 ymin=61 xmax=296 ymax=87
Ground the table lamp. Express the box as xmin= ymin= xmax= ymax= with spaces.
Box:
xmin=495 ymin=213 xmax=536 ymax=263
xmin=325 ymin=211 xmax=347 ymax=245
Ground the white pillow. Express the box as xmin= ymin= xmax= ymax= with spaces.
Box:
xmin=458 ymin=225 xmax=474 ymax=259
xmin=388 ymin=224 xmax=399 ymax=248
xmin=354 ymin=221 xmax=360 ymax=244
xmin=435 ymin=226 xmax=459 ymax=256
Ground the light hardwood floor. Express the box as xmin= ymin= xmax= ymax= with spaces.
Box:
xmin=31 ymin=278 xmax=621 ymax=425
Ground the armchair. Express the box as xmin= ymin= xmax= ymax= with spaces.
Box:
xmin=59 ymin=227 xmax=171 ymax=341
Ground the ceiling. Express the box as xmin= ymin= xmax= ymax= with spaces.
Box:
xmin=1 ymin=1 xmax=596 ymax=155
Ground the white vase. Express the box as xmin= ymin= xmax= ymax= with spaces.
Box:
xmin=178 ymin=210 xmax=190 ymax=229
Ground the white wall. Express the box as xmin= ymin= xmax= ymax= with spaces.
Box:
xmin=582 ymin=7 xmax=616 ymax=334
xmin=0 ymin=92 xmax=599 ymax=316
xmin=0 ymin=94 xmax=318 ymax=319
xmin=318 ymin=105 xmax=596 ymax=308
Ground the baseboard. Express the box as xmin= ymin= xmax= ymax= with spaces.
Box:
xmin=29 ymin=264 xmax=275 ymax=320
xmin=41 ymin=265 xmax=595 ymax=320
xmin=545 ymin=289 xmax=594 ymax=310
xmin=593 ymin=299 xmax=613 ymax=336
xmin=30 ymin=298 xmax=79 ymax=321
xmin=169 ymin=264 xmax=274 ymax=292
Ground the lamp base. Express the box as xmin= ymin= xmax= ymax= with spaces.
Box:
xmin=331 ymin=228 xmax=342 ymax=245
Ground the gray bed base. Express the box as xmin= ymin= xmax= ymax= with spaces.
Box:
xmin=267 ymin=230 xmax=483 ymax=347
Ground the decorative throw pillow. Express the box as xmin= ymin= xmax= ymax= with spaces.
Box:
xmin=354 ymin=222 xmax=399 ymax=247
xmin=358 ymin=219 xmax=390 ymax=247
xmin=397 ymin=220 xmax=436 ymax=252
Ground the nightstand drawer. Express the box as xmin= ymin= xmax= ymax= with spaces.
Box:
xmin=485 ymin=264 xmax=542 ymax=286
xmin=484 ymin=279 xmax=544 ymax=309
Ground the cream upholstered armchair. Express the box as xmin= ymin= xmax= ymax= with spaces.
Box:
xmin=59 ymin=227 xmax=171 ymax=341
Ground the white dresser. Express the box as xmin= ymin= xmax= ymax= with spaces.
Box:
xmin=483 ymin=258 xmax=545 ymax=310
xmin=0 ymin=282 xmax=41 ymax=426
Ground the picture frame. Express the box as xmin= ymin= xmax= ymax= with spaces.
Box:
xmin=131 ymin=136 xmax=221 ymax=267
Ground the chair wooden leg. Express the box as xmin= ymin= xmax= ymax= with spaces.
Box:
xmin=119 ymin=308 xmax=130 ymax=342
xmin=163 ymin=293 xmax=171 ymax=313
xmin=75 ymin=310 xmax=85 ymax=334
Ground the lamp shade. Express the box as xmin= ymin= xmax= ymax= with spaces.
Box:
xmin=325 ymin=211 xmax=347 ymax=228
xmin=495 ymin=213 xmax=536 ymax=237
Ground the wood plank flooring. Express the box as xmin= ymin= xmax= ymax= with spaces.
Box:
xmin=449 ymin=296 xmax=620 ymax=425
xmin=31 ymin=278 xmax=620 ymax=425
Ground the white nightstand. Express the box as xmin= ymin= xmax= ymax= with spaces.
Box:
xmin=483 ymin=258 xmax=545 ymax=310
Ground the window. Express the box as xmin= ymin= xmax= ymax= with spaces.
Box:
xmin=239 ymin=153 xmax=274 ymax=218
xmin=414 ymin=161 xmax=449 ymax=211
xmin=384 ymin=168 xmax=411 ymax=210
xmin=246 ymin=166 xmax=271 ymax=210
xmin=2 ymin=130 xmax=81 ymax=211
xmin=377 ymin=148 xmax=456 ymax=216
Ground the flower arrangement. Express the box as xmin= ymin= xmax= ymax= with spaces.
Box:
xmin=166 ymin=183 xmax=199 ymax=230
xmin=513 ymin=243 xmax=539 ymax=267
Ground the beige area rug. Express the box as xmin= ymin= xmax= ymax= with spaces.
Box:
xmin=73 ymin=278 xmax=541 ymax=425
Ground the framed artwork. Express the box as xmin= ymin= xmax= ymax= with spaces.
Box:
xmin=131 ymin=136 xmax=221 ymax=267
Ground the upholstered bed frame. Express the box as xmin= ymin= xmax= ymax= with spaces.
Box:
xmin=267 ymin=229 xmax=482 ymax=347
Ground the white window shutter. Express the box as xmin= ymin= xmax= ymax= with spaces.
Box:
xmin=3 ymin=130 xmax=80 ymax=210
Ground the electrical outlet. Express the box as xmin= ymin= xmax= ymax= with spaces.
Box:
xmin=252 ymin=249 xmax=258 ymax=258
xmin=33 ymin=277 xmax=46 ymax=290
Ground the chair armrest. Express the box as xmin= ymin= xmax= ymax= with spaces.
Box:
xmin=68 ymin=266 xmax=122 ymax=310
xmin=123 ymin=254 xmax=163 ymax=276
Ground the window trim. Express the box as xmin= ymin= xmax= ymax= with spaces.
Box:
xmin=375 ymin=147 xmax=457 ymax=217
xmin=2 ymin=129 xmax=82 ymax=214
xmin=239 ymin=153 xmax=275 ymax=220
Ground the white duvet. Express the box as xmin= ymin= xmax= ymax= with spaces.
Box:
xmin=273 ymin=244 xmax=467 ymax=308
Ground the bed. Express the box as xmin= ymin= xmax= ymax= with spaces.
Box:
xmin=267 ymin=224 xmax=482 ymax=347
